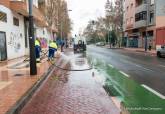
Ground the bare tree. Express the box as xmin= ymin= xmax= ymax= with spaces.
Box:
xmin=83 ymin=18 xmax=107 ymax=44
xmin=39 ymin=0 xmax=72 ymax=39
xmin=114 ymin=0 xmax=124 ymax=47
xmin=104 ymin=0 xmax=124 ymax=47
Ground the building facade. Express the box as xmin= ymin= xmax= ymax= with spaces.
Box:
xmin=123 ymin=0 xmax=165 ymax=49
xmin=0 ymin=0 xmax=56 ymax=61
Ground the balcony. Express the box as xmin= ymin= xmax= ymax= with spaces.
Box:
xmin=10 ymin=1 xmax=28 ymax=16
xmin=135 ymin=4 xmax=148 ymax=14
xmin=10 ymin=0 xmax=47 ymax=27
xmin=135 ymin=20 xmax=147 ymax=28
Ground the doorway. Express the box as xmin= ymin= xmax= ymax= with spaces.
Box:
xmin=0 ymin=32 xmax=7 ymax=61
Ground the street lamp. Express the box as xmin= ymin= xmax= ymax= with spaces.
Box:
xmin=109 ymin=26 xmax=112 ymax=48
xmin=28 ymin=0 xmax=37 ymax=75
xmin=92 ymin=20 xmax=96 ymax=45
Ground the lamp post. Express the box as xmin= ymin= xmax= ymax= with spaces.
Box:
xmin=109 ymin=26 xmax=112 ymax=48
xmin=92 ymin=20 xmax=96 ymax=45
xmin=28 ymin=0 xmax=37 ymax=75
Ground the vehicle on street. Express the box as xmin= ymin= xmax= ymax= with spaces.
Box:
xmin=96 ymin=42 xmax=105 ymax=46
xmin=73 ymin=36 xmax=86 ymax=53
xmin=157 ymin=45 xmax=165 ymax=57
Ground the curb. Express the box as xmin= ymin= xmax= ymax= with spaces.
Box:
xmin=123 ymin=48 xmax=156 ymax=55
xmin=135 ymin=50 xmax=156 ymax=56
xmin=6 ymin=65 xmax=55 ymax=114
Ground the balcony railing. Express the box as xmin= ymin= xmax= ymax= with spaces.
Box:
xmin=135 ymin=3 xmax=148 ymax=14
xmin=135 ymin=20 xmax=147 ymax=28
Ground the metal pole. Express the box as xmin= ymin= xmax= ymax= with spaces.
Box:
xmin=107 ymin=30 xmax=109 ymax=45
xmin=145 ymin=0 xmax=149 ymax=51
xmin=145 ymin=32 xmax=148 ymax=52
xmin=28 ymin=0 xmax=37 ymax=75
xmin=61 ymin=23 xmax=62 ymax=40
xmin=95 ymin=31 xmax=96 ymax=45
xmin=109 ymin=31 xmax=111 ymax=48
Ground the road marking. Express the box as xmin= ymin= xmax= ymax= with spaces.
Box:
xmin=108 ymin=64 xmax=114 ymax=68
xmin=141 ymin=84 xmax=165 ymax=99
xmin=122 ymin=60 xmax=153 ymax=71
xmin=135 ymin=64 xmax=153 ymax=72
xmin=119 ymin=71 xmax=130 ymax=78
xmin=159 ymin=65 xmax=165 ymax=68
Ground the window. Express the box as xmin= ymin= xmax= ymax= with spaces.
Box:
xmin=149 ymin=11 xmax=154 ymax=24
xmin=13 ymin=17 xmax=19 ymax=26
xmin=135 ymin=11 xmax=147 ymax=22
xmin=0 ymin=11 xmax=7 ymax=22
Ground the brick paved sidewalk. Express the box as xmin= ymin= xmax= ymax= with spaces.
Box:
xmin=0 ymin=56 xmax=53 ymax=114
xmin=21 ymin=54 xmax=120 ymax=114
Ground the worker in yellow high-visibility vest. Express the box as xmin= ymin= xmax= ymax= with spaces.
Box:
xmin=48 ymin=40 xmax=57 ymax=61
xmin=35 ymin=38 xmax=41 ymax=63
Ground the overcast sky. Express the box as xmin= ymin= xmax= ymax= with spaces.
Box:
xmin=66 ymin=0 xmax=107 ymax=36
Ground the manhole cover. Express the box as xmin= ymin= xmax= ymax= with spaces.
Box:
xmin=14 ymin=74 xmax=24 ymax=77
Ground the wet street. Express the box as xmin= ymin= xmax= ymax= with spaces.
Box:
xmin=19 ymin=47 xmax=165 ymax=114
xmin=87 ymin=45 xmax=165 ymax=96
xmin=87 ymin=45 xmax=165 ymax=114
xmin=21 ymin=50 xmax=120 ymax=114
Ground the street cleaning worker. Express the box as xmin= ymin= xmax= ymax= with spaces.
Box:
xmin=35 ymin=38 xmax=41 ymax=63
xmin=48 ymin=40 xmax=57 ymax=61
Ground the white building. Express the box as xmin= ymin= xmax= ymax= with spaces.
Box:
xmin=0 ymin=4 xmax=25 ymax=60
xmin=0 ymin=0 xmax=57 ymax=61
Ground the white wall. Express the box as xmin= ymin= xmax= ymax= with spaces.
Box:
xmin=36 ymin=27 xmax=51 ymax=39
xmin=0 ymin=5 xmax=25 ymax=60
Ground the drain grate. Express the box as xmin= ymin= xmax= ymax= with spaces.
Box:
xmin=14 ymin=74 xmax=24 ymax=77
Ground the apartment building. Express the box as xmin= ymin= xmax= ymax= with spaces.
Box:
xmin=123 ymin=0 xmax=165 ymax=49
xmin=0 ymin=0 xmax=57 ymax=61
xmin=123 ymin=0 xmax=136 ymax=47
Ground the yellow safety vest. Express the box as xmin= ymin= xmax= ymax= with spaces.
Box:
xmin=49 ymin=42 xmax=57 ymax=49
xmin=35 ymin=40 xmax=40 ymax=46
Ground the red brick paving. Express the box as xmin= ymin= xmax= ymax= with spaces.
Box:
xmin=21 ymin=62 xmax=120 ymax=114
xmin=0 ymin=57 xmax=51 ymax=114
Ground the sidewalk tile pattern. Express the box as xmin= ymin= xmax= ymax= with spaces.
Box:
xmin=0 ymin=57 xmax=51 ymax=114
xmin=21 ymin=69 xmax=120 ymax=114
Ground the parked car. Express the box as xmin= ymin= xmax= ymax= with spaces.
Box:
xmin=96 ymin=42 xmax=105 ymax=46
xmin=157 ymin=45 xmax=165 ymax=57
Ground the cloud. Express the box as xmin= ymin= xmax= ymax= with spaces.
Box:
xmin=66 ymin=0 xmax=107 ymax=36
